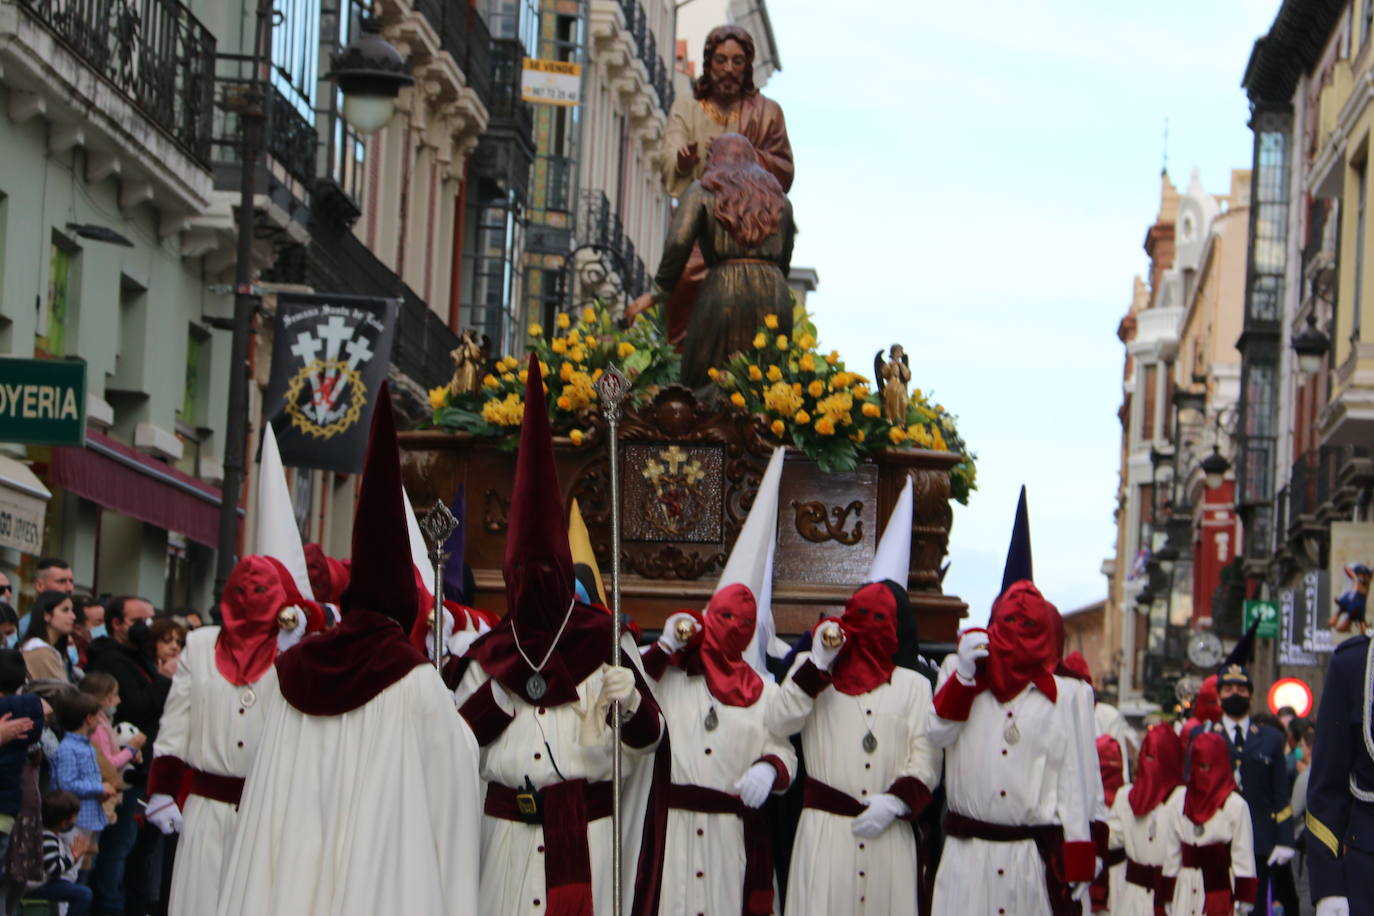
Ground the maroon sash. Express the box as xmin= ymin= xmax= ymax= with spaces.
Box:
xmin=666 ymin=783 xmax=774 ymax=916
xmin=943 ymin=810 xmax=1077 ymax=916
xmin=186 ymin=768 xmax=246 ymax=806
xmin=801 ymin=777 xmax=866 ymax=818
xmin=1124 ymin=857 xmax=1161 ymax=890
xmin=485 ymin=779 xmax=613 ymax=916
xmin=1180 ymin=841 xmax=1232 ymax=916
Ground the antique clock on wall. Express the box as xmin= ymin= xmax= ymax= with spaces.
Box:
xmin=1186 ymin=630 xmax=1224 ymax=669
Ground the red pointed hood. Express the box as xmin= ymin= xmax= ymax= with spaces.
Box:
xmin=337 ymin=381 xmax=419 ymax=633
xmin=981 ymin=580 xmax=1060 ymax=703
xmin=699 ymin=583 xmax=764 ymax=707
xmin=276 ymin=382 xmax=428 ymax=716
xmin=1129 ymin=723 xmax=1184 ymax=816
xmin=216 ymin=555 xmax=318 ymax=686
xmin=1096 ymin=734 xmax=1124 ymax=807
xmin=466 ymin=357 xmax=614 ymax=705
xmin=503 ymin=355 xmax=575 ymax=630
xmin=1183 ymin=731 xmax=1237 ymax=825
xmin=304 ymin=543 xmax=349 ymax=605
xmin=833 ymin=582 xmax=900 ymax=696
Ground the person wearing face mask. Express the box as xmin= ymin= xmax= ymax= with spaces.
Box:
xmin=1190 ymin=663 xmax=1295 ymax=914
xmin=1160 ymin=731 xmax=1258 ymax=915
xmin=0 ymin=602 xmax=20 ymax=650
xmin=453 ymin=359 xmax=666 ymax=916
xmin=767 ymin=477 xmax=942 ymax=916
xmin=927 ymin=580 xmax=1097 ymax=916
xmin=84 ymin=595 xmax=169 ymax=916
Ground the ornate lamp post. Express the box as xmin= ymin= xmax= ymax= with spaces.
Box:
xmin=214 ymin=5 xmax=413 ymax=599
xmin=1291 ymin=313 xmax=1331 ymax=378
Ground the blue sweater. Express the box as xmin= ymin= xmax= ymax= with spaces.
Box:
xmin=51 ymin=733 xmax=106 ymax=832
xmin=0 ymin=694 xmax=42 ymax=819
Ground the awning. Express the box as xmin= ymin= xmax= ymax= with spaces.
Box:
xmin=49 ymin=429 xmax=231 ymax=548
xmin=0 ymin=455 xmax=51 ymax=554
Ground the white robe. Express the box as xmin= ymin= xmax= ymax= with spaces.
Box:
xmin=928 ymin=658 xmax=1093 ymax=916
xmin=766 ymin=655 xmax=941 ymax=916
xmin=648 ymin=667 xmax=796 ymax=916
xmin=456 ymin=661 xmax=664 ymax=916
xmin=1105 ymin=785 xmax=1184 ymax=916
xmin=215 ymin=664 xmax=482 ymax=916
xmin=1162 ymin=790 xmax=1256 ymax=916
xmin=151 ymin=627 xmax=274 ymax=916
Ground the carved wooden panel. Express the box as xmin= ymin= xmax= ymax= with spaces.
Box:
xmin=621 ymin=443 xmax=725 ymax=543
xmin=774 ymin=458 xmax=877 ymax=587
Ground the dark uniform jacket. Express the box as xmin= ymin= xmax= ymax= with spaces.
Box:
xmin=1308 ymin=634 xmax=1374 ymax=905
xmin=1191 ymin=716 xmax=1294 ymax=862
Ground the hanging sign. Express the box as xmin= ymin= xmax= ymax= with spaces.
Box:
xmin=522 ymin=58 xmax=582 ymax=107
xmin=1243 ymin=599 xmax=1280 ymax=640
xmin=0 ymin=357 xmax=86 ymax=446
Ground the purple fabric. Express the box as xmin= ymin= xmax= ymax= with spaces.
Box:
xmin=442 ymin=484 xmax=467 ymax=603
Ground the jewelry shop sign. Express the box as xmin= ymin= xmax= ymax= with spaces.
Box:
xmin=0 ymin=357 xmax=87 ymax=447
xmin=522 ymin=58 xmax=581 ymax=107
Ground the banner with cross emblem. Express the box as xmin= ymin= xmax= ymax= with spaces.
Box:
xmin=263 ymin=292 xmax=399 ymax=473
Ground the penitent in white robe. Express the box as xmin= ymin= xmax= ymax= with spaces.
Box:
xmin=1105 ymin=785 xmax=1184 ymax=916
xmin=648 ymin=666 xmax=796 ymax=916
xmin=766 ymin=655 xmax=940 ymax=916
xmin=456 ymin=661 xmax=663 ymax=916
xmin=928 ymin=657 xmax=1093 ymax=916
xmin=152 ymin=627 xmax=274 ymax=916
xmin=1162 ymin=790 xmax=1256 ymax=916
xmin=215 ymin=665 xmax=482 ymax=916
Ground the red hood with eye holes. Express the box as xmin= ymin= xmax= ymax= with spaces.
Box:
xmin=832 ymin=582 xmax=899 ymax=696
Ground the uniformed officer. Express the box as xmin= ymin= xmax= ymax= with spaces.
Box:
xmin=1189 ymin=663 xmax=1295 ymax=914
xmin=1307 ymin=633 xmax=1374 ymax=916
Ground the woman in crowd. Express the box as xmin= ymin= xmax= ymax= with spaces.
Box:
xmin=20 ymin=592 xmax=76 ymax=683
xmin=147 ymin=619 xmax=185 ymax=679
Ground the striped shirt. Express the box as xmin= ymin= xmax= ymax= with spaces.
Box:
xmin=40 ymin=830 xmax=77 ymax=882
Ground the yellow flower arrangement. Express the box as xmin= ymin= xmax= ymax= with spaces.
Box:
xmin=771 ymin=419 xmax=786 ymax=437
xmin=618 ymin=342 xmax=636 ymax=359
xmin=560 ymin=362 xmax=575 ymax=382
xmin=888 ymin=426 xmax=907 ymax=445
xmin=556 ymin=396 xmax=572 ymax=410
xmin=557 ymin=312 xmax=571 ymax=329
xmin=528 ymin=323 xmax=543 ymax=337
xmin=815 ymin=416 xmax=836 ymax=436
xmin=798 ymin=333 xmax=816 ymax=351
xmin=482 ymin=393 xmax=525 ymax=427
xmin=764 ymin=314 xmax=779 ymax=330
xmin=766 ymin=365 xmax=783 ymax=383
xmin=807 ymin=379 xmax=825 ymax=398
xmin=707 ymin=367 xmax=720 ymax=381
xmin=731 ymin=392 xmax=747 ymax=408
xmin=826 ymin=351 xmax=840 ymax=366
xmin=551 ymin=339 xmax=567 ymax=355
xmin=428 ymin=386 xmax=447 ymax=410
xmin=748 ymin=365 xmax=764 ymax=382
xmin=795 ymin=409 xmax=810 ymax=424
xmin=569 ymin=345 xmax=586 ymax=364
xmin=582 ymin=306 xmax=597 ymax=323
xmin=799 ymin=353 xmax=815 ymax=372
xmin=483 ymin=374 xmax=499 ymax=389
xmin=775 ymin=334 xmax=789 ymax=350
xmin=569 ymin=429 xmax=585 ymax=446
xmin=764 ymin=382 xmax=803 ymax=416
xmin=753 ymin=333 xmax=767 ymax=350
xmin=862 ymin=402 xmax=881 ymax=418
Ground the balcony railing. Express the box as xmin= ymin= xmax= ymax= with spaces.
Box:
xmin=211 ymin=56 xmax=318 ymax=191
xmin=616 ymin=0 xmax=673 ymax=112
xmin=18 ymin=0 xmax=216 ymax=164
xmin=488 ymin=38 xmax=535 ymax=150
xmin=415 ymin=0 xmax=492 ymax=109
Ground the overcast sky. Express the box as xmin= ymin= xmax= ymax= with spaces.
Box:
xmin=759 ymin=0 xmax=1283 ymax=625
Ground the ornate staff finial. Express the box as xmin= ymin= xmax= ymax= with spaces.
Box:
xmin=420 ymin=499 xmax=460 ymax=669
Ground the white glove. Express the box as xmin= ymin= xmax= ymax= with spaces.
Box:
xmin=734 ymin=761 xmax=777 ymax=809
xmin=599 ymin=666 xmax=640 ymax=713
xmin=425 ymin=609 xmax=456 ymax=661
xmin=810 ymin=620 xmax=845 ymax=671
xmin=145 ymin=794 xmax=183 ymax=835
xmin=1316 ymin=897 xmax=1350 ymax=916
xmin=1234 ymin=904 xmax=1254 ymax=915
xmin=275 ymin=605 xmax=310 ymax=653
xmin=1071 ymin=882 xmax=1090 ymax=904
xmin=1163 ymin=904 xmax=1173 ymax=916
xmin=1266 ymin=844 xmax=1296 ymax=866
xmin=659 ymin=612 xmax=697 ymax=653
xmin=1094 ymin=856 xmax=1104 ymax=879
xmin=489 ymin=679 xmax=513 ymax=716
xmin=955 ymin=628 xmax=989 ymax=683
xmin=448 ymin=629 xmax=481 ymax=659
xmin=850 ymin=793 xmax=908 ymax=839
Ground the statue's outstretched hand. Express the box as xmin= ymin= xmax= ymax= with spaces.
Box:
xmin=676 ymin=142 xmax=699 ymax=175
xmin=626 ymin=293 xmax=656 ymax=324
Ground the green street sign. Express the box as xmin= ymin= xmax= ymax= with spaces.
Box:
xmin=1243 ymin=599 xmax=1280 ymax=640
xmin=0 ymin=357 xmax=86 ymax=446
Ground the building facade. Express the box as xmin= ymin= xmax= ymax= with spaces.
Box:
xmin=1105 ymin=169 xmax=1251 ymax=713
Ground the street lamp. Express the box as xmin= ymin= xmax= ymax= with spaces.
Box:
xmin=325 ymin=15 xmax=415 ymax=136
xmin=1291 ymin=313 xmax=1331 ymax=378
xmin=1201 ymin=446 xmax=1231 ymax=490
xmin=214 ymin=3 xmax=411 ymax=601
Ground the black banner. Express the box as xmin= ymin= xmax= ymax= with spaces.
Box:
xmin=264 ymin=292 xmax=398 ymax=474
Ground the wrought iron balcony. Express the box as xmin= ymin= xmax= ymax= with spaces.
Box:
xmin=473 ymin=37 xmax=535 ymax=201
xmin=17 ymin=0 xmax=216 ymax=164
xmin=414 ymin=0 xmax=493 ymax=109
xmin=616 ymin=0 xmax=673 ymax=112
xmin=210 ymin=56 xmax=318 ymax=194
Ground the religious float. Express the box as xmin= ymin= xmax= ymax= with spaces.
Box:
xmin=399 ymin=304 xmax=976 ymax=642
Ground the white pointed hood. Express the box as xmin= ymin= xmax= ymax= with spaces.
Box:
xmin=403 ymin=486 xmax=437 ymax=596
xmin=715 ymin=446 xmax=785 ymax=673
xmin=869 ymin=475 xmax=913 ymax=586
xmin=256 ymin=424 xmax=314 ymax=601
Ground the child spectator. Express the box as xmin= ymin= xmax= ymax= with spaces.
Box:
xmin=78 ymin=671 xmax=143 ymax=828
xmin=30 ymin=790 xmax=92 ymax=915
xmin=49 ymin=692 xmax=112 ymax=843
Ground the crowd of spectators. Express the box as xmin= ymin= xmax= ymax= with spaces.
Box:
xmin=0 ymin=558 xmax=204 ymax=915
